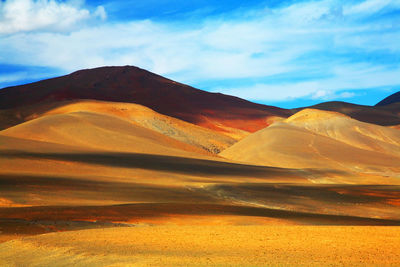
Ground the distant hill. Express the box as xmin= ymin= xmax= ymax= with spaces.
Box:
xmin=220 ymin=108 xmax=400 ymax=175
xmin=294 ymin=101 xmax=400 ymax=126
xmin=2 ymin=66 xmax=399 ymax=134
xmin=0 ymin=110 xmax=212 ymax=158
xmin=0 ymin=66 xmax=291 ymax=137
xmin=376 ymin=91 xmax=400 ymax=106
xmin=9 ymin=100 xmax=237 ymax=154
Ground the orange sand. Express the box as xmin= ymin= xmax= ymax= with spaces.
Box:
xmin=1 ymin=226 xmax=399 ymax=266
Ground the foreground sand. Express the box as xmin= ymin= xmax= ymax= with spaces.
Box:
xmin=0 ymin=226 xmax=399 ymax=266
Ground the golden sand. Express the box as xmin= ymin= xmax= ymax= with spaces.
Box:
xmin=1 ymin=226 xmax=399 ymax=266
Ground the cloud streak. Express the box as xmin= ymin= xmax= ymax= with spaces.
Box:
xmin=218 ymin=65 xmax=400 ymax=102
xmin=0 ymin=0 xmax=105 ymax=34
xmin=0 ymin=0 xmax=399 ymax=104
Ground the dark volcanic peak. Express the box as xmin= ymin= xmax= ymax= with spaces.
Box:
xmin=0 ymin=66 xmax=291 ymax=133
xmin=0 ymin=65 xmax=191 ymax=109
xmin=376 ymin=91 xmax=400 ymax=106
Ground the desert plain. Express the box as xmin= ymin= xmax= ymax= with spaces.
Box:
xmin=0 ymin=66 xmax=399 ymax=266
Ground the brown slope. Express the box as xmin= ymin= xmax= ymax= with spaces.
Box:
xmin=0 ymin=66 xmax=291 ymax=137
xmin=295 ymin=101 xmax=400 ymax=126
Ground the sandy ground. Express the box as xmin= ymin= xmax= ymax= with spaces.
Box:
xmin=1 ymin=100 xmax=399 ymax=266
xmin=0 ymin=226 xmax=399 ymax=266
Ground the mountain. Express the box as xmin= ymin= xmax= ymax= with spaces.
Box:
xmin=376 ymin=91 xmax=400 ymax=106
xmin=0 ymin=66 xmax=291 ymax=138
xmin=294 ymin=101 xmax=400 ymax=126
xmin=220 ymin=109 xmax=400 ymax=177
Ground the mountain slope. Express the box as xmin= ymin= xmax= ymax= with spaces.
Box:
xmin=220 ymin=109 xmax=400 ymax=175
xmin=286 ymin=109 xmax=400 ymax=157
xmin=294 ymin=101 xmax=400 ymax=126
xmin=0 ymin=111 xmax=210 ymax=158
xmin=376 ymin=91 xmax=400 ymax=106
xmin=0 ymin=66 xmax=291 ymax=137
xmin=20 ymin=100 xmax=236 ymax=153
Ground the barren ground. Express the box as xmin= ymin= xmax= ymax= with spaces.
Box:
xmin=1 ymin=226 xmax=399 ymax=266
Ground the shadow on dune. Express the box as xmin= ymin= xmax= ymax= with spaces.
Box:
xmin=0 ymin=150 xmax=306 ymax=178
xmin=205 ymin=183 xmax=400 ymax=205
xmin=0 ymin=174 xmax=218 ymax=203
xmin=1 ymin=203 xmax=400 ymax=226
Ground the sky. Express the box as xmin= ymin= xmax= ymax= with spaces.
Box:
xmin=0 ymin=0 xmax=399 ymax=108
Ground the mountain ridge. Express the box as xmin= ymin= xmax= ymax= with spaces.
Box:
xmin=376 ymin=91 xmax=400 ymax=106
xmin=0 ymin=66 xmax=291 ymax=136
xmin=1 ymin=66 xmax=399 ymax=134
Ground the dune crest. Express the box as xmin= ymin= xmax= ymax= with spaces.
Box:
xmin=286 ymin=109 xmax=400 ymax=156
xmin=34 ymin=100 xmax=236 ymax=153
xmin=221 ymin=109 xmax=400 ymax=175
xmin=0 ymin=111 xmax=211 ymax=158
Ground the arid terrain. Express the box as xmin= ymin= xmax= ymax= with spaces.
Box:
xmin=2 ymin=226 xmax=400 ymax=266
xmin=0 ymin=66 xmax=399 ymax=266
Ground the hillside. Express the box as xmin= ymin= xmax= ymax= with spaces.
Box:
xmin=0 ymin=111 xmax=210 ymax=158
xmin=220 ymin=109 xmax=400 ymax=176
xmin=295 ymin=101 xmax=400 ymax=126
xmin=286 ymin=109 xmax=400 ymax=156
xmin=14 ymin=100 xmax=236 ymax=153
xmin=0 ymin=66 xmax=291 ymax=137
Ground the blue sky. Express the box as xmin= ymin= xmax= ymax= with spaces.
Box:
xmin=0 ymin=0 xmax=399 ymax=108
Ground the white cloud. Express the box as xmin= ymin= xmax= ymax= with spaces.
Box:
xmin=94 ymin=6 xmax=107 ymax=21
xmin=0 ymin=68 xmax=60 ymax=87
xmin=216 ymin=65 xmax=400 ymax=102
xmin=0 ymin=72 xmax=30 ymax=83
xmin=0 ymin=0 xmax=106 ymax=34
xmin=215 ymin=82 xmax=321 ymax=102
xmin=343 ymin=0 xmax=400 ymax=15
xmin=339 ymin=91 xmax=355 ymax=98
xmin=1 ymin=0 xmax=399 ymax=102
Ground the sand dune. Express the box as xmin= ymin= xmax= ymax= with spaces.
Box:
xmin=3 ymin=128 xmax=399 ymax=240
xmin=0 ymin=111 xmax=213 ymax=158
xmin=0 ymin=99 xmax=237 ymax=153
xmin=0 ymin=129 xmax=312 ymax=209
xmin=287 ymin=109 xmax=400 ymax=156
xmin=36 ymin=100 xmax=236 ymax=153
xmin=1 ymin=138 xmax=399 ymax=240
xmin=0 ymin=99 xmax=238 ymax=152
xmin=221 ymin=109 xmax=400 ymax=175
xmin=0 ymin=148 xmax=310 ymax=207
